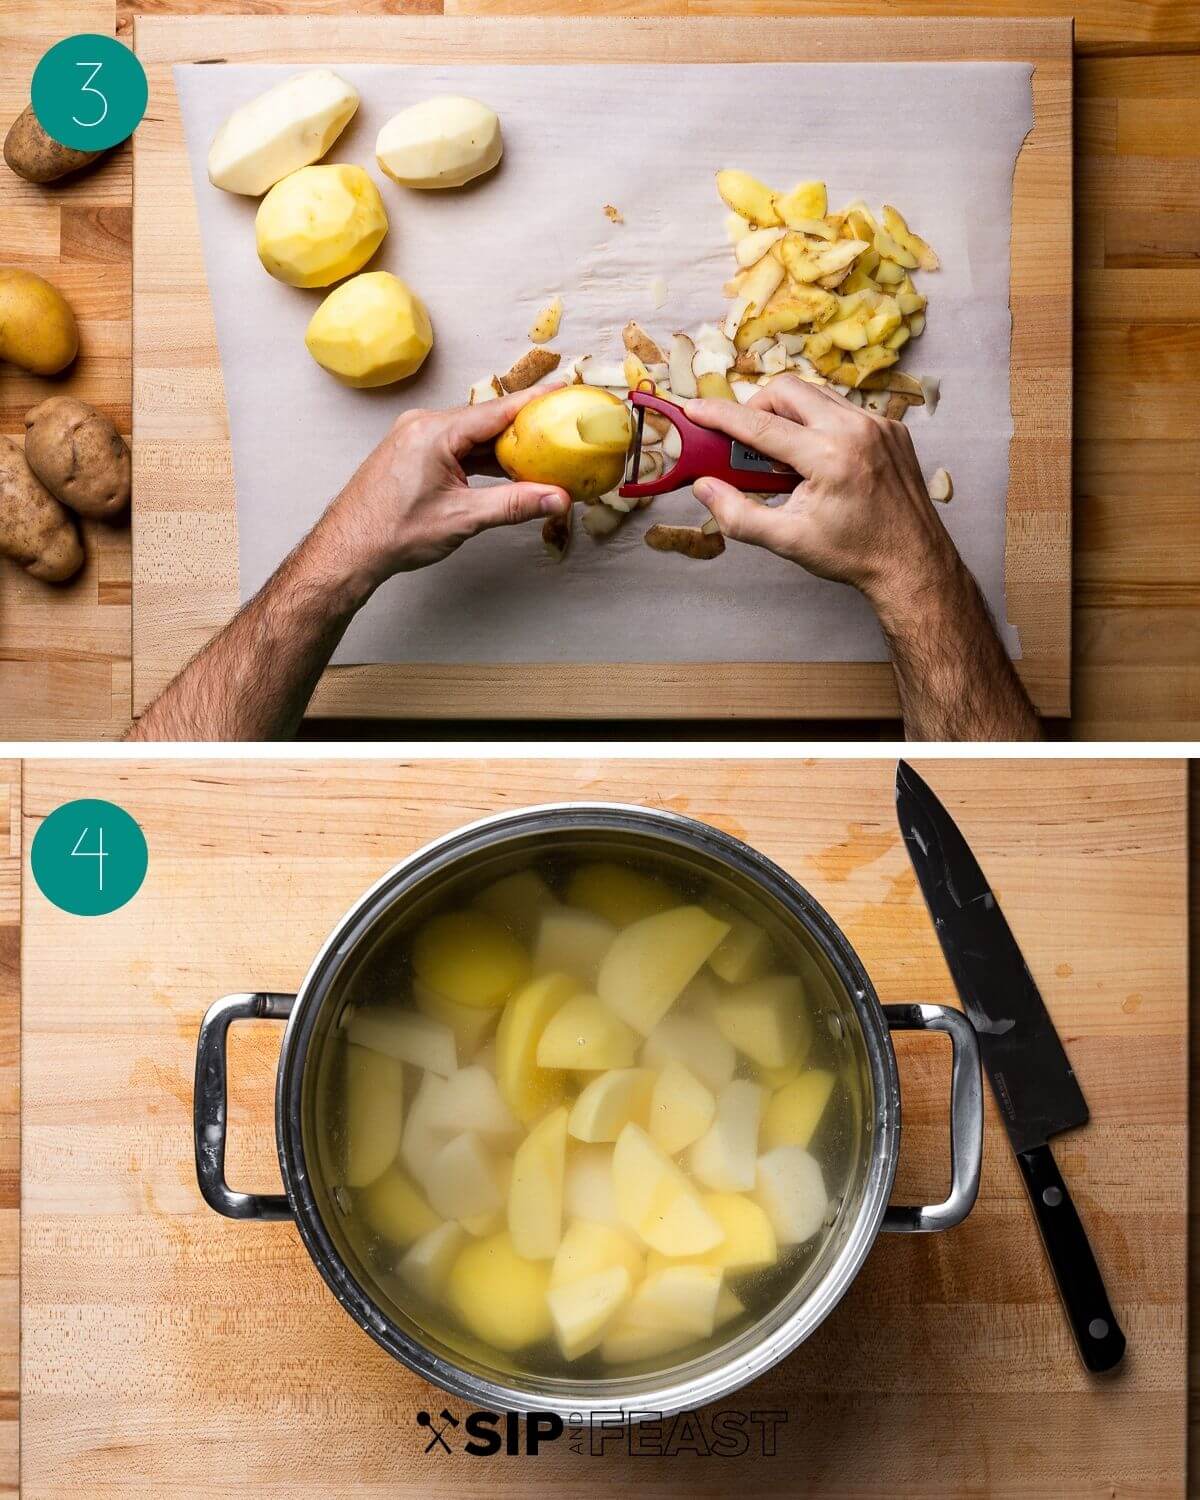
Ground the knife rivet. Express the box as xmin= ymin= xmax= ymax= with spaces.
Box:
xmin=1042 ymin=1186 xmax=1063 ymax=1207
xmin=1088 ymin=1318 xmax=1109 ymax=1340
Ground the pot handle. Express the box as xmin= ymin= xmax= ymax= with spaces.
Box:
xmin=880 ymin=1002 xmax=983 ymax=1233
xmin=194 ymin=991 xmax=295 ymax=1221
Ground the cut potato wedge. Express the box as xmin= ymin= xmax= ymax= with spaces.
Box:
xmin=754 ymin=1144 xmax=828 ymax=1245
xmin=344 ymin=1043 xmax=404 ymax=1188
xmin=472 ymin=868 xmax=556 ymax=939
xmin=359 ymin=1164 xmax=441 ymax=1247
xmin=688 ymin=1079 xmax=766 ymax=1192
xmin=347 ymin=1008 xmax=457 ymax=1078
xmin=414 ymin=983 xmax=498 ymax=1059
xmin=564 ymin=1142 xmax=620 ymax=1226
xmin=712 ymin=975 xmax=808 ymax=1070
xmin=508 ymin=1105 xmax=568 ymax=1258
xmin=598 ymin=906 xmax=731 ymax=1036
xmin=400 ymin=1220 xmax=465 ymax=1300
xmin=534 ymin=906 xmax=616 ymax=987
xmin=551 ymin=1219 xmax=645 ymax=1288
xmin=641 ymin=1012 xmax=736 ymax=1096
xmin=763 ymin=1069 xmax=836 ymax=1151
xmin=647 ymin=1191 xmax=776 ymax=1274
xmin=537 ymin=993 xmax=640 ymax=1071
xmin=647 ymin=1058 xmax=716 ymax=1156
xmin=427 ymin=1131 xmax=506 ymax=1223
xmin=495 ymin=971 xmax=576 ymax=1123
xmin=613 ymin=1122 xmax=724 ymax=1255
xmin=569 ymin=1067 xmax=655 ymax=1142
xmin=626 ymin=1264 xmax=722 ymax=1337
xmin=428 ymin=1063 xmax=521 ymax=1145
xmin=548 ymin=1265 xmax=632 ymax=1360
xmin=706 ymin=902 xmax=772 ymax=986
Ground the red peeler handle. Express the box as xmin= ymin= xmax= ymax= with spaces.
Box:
xmin=617 ymin=386 xmax=799 ymax=500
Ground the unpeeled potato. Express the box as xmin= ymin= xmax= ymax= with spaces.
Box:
xmin=0 ymin=437 xmax=83 ymax=582
xmin=24 ymin=397 xmax=130 ymax=521
xmin=0 ymin=267 xmax=77 ymax=375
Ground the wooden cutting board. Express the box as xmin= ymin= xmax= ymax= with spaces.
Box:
xmin=131 ymin=15 xmax=1072 ymax=722
xmin=19 ymin=758 xmax=1186 ymax=1496
xmin=0 ymin=764 xmax=18 ymax=1499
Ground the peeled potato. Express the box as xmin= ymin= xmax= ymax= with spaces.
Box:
xmin=256 ymin=164 xmax=387 ymax=288
xmin=648 ymin=1192 xmax=776 ymax=1274
xmin=641 ymin=1012 xmax=736 ymax=1096
xmin=413 ymin=910 xmax=530 ymax=1010
xmin=612 ymin=1122 xmax=723 ymax=1255
xmin=754 ymin=1145 xmax=828 ymax=1245
xmin=208 ymin=68 xmax=359 ymax=195
xmin=414 ymin=982 xmax=498 ymax=1058
xmin=625 ymin=1264 xmax=722 ymax=1337
xmin=550 ymin=1219 xmax=645 ymax=1289
xmin=359 ymin=1165 xmax=441 ymax=1247
xmin=305 ymin=271 xmax=433 ymax=388
xmin=566 ymin=862 xmax=675 ymax=928
xmin=401 ymin=1070 xmax=452 ymax=1188
xmin=508 ymin=1106 xmax=568 ymax=1259
xmin=347 ymin=1007 xmax=456 ymax=1077
xmin=536 ymin=994 xmax=639 ymax=1071
xmin=763 ymin=1070 xmax=836 ymax=1151
xmin=712 ymin=976 xmax=808 ymax=1070
xmin=598 ymin=906 xmax=731 ymax=1036
xmin=568 ymin=1067 xmax=655 ymax=1143
xmin=376 ymin=95 xmax=502 ymax=189
xmin=647 ymin=1058 xmax=715 ymax=1155
xmin=548 ymin=1265 xmax=631 ymax=1361
xmin=533 ymin=906 xmax=615 ymax=987
xmin=495 ymin=971 xmax=576 ymax=1122
xmin=428 ymin=1064 xmax=520 ymax=1146
xmin=601 ymin=1317 xmax=693 ymax=1365
xmin=473 ymin=868 xmax=556 ymax=940
xmin=706 ymin=901 xmax=772 ymax=985
xmin=428 ymin=1132 xmax=505 ymax=1223
xmin=564 ymin=1143 xmax=620 ymax=1227
xmin=400 ymin=1220 xmax=465 ymax=1301
xmin=344 ymin=1043 xmax=404 ymax=1188
xmin=688 ymin=1080 xmax=765 ymax=1193
xmin=446 ymin=1232 xmax=552 ymax=1351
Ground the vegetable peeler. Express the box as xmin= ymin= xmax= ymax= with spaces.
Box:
xmin=617 ymin=386 xmax=800 ymax=501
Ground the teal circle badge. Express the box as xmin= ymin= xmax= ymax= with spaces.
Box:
xmin=31 ymin=34 xmax=148 ymax=152
xmin=31 ymin=799 xmax=148 ymax=917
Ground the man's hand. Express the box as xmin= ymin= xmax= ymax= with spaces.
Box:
xmin=686 ymin=374 xmax=1039 ymax=741
xmin=311 ymin=386 xmax=571 ymax=591
xmin=129 ymin=387 xmax=570 ymax=741
xmin=687 ymin=374 xmax=958 ymax=613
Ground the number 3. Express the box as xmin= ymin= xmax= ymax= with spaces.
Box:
xmin=72 ymin=61 xmax=108 ymax=130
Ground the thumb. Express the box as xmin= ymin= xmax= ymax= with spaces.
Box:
xmin=471 ymin=481 xmax=571 ymax=534
xmin=693 ymin=477 xmax=779 ymax=550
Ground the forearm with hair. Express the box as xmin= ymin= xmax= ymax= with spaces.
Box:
xmin=128 ymin=526 xmax=374 ymax=742
xmin=872 ymin=559 xmax=1041 ymax=742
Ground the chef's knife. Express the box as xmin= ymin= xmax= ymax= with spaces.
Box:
xmin=895 ymin=760 xmax=1126 ymax=1374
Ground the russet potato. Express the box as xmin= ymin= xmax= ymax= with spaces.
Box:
xmin=256 ymin=164 xmax=387 ymax=288
xmin=0 ymin=436 xmax=83 ymax=583
xmin=0 ymin=267 xmax=78 ymax=375
xmin=495 ymin=386 xmax=631 ymax=504
xmin=4 ymin=104 xmax=104 ymax=183
xmin=23 ymin=397 xmax=130 ymax=521
xmin=305 ymin=271 xmax=433 ymax=388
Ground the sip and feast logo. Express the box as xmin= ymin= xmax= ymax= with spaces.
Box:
xmin=415 ymin=1407 xmax=788 ymax=1458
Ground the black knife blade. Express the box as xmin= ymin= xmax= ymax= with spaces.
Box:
xmin=895 ymin=760 xmax=1126 ymax=1374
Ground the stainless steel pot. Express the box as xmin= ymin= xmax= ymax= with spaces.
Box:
xmin=195 ymin=803 xmax=982 ymax=1419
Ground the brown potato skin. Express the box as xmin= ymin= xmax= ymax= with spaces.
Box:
xmin=24 ymin=396 xmax=130 ymax=521
xmin=0 ymin=436 xmax=84 ymax=582
xmin=3 ymin=105 xmax=103 ymax=183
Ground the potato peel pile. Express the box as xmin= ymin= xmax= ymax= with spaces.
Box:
xmin=472 ymin=170 xmax=942 ymax=559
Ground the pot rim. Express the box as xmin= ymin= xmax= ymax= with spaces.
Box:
xmin=274 ymin=801 xmax=902 ymax=1419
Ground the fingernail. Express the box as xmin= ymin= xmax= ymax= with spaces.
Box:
xmin=540 ymin=490 xmax=569 ymax=515
xmin=693 ymin=479 xmax=713 ymax=502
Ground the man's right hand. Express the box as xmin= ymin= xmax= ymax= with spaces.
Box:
xmin=686 ymin=374 xmax=962 ymax=615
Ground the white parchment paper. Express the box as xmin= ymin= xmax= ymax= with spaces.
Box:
xmin=175 ymin=61 xmax=1031 ymax=665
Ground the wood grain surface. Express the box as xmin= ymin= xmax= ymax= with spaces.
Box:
xmin=18 ymin=757 xmax=1188 ymax=1496
xmin=0 ymin=3 xmax=1197 ymax=737
xmin=0 ymin=764 xmax=19 ymax=1498
xmin=129 ymin=13 xmax=1072 ymax=723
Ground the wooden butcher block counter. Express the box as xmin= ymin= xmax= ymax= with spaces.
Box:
xmin=18 ymin=758 xmax=1188 ymax=1495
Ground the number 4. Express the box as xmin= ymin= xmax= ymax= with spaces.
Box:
xmin=71 ymin=826 xmax=107 ymax=892
xmin=73 ymin=61 xmax=108 ymax=130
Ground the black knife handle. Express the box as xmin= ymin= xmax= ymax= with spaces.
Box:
xmin=1015 ymin=1143 xmax=1126 ymax=1373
